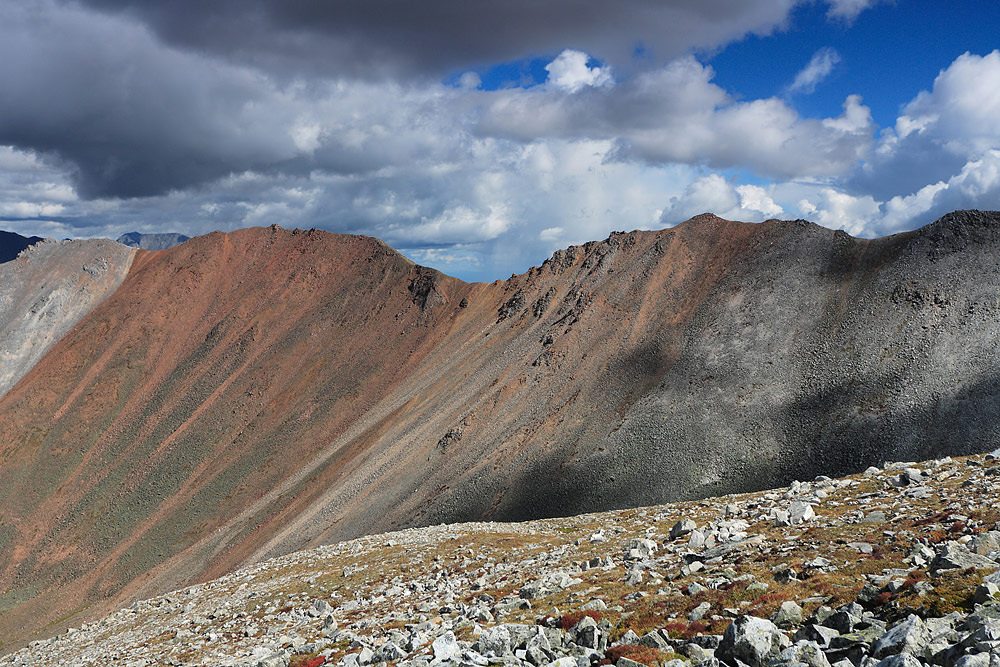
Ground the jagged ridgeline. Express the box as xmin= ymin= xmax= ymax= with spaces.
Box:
xmin=0 ymin=211 xmax=999 ymax=651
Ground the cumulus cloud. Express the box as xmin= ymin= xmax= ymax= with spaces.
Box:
xmin=876 ymin=150 xmax=1000 ymax=233
xmin=736 ymin=185 xmax=784 ymax=218
xmin=797 ymin=188 xmax=881 ymax=235
xmin=481 ymin=58 xmax=874 ymax=180
xmin=0 ymin=0 xmax=989 ymax=283
xmin=545 ymin=50 xmax=612 ymax=93
xmin=787 ymin=47 xmax=841 ymax=95
xmin=896 ymin=51 xmax=1000 ymax=157
xmin=779 ymin=149 xmax=1000 ymax=239
xmin=660 ymin=174 xmax=784 ymax=224
xmin=849 ymin=50 xmax=1000 ymax=199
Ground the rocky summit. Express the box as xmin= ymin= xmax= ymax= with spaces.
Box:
xmin=5 ymin=453 xmax=1000 ymax=667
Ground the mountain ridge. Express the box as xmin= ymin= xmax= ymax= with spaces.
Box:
xmin=115 ymin=231 xmax=191 ymax=251
xmin=0 ymin=230 xmax=43 ymax=264
xmin=0 ymin=238 xmax=136 ymax=398
xmin=0 ymin=211 xmax=999 ymax=650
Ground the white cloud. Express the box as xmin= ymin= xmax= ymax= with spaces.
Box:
xmin=403 ymin=204 xmax=512 ymax=244
xmin=481 ymin=57 xmax=874 ymax=180
xmin=801 ymin=188 xmax=881 ymax=235
xmin=457 ymin=71 xmax=482 ymax=90
xmin=539 ymin=227 xmax=564 ymax=242
xmin=662 ymin=174 xmax=738 ymax=224
xmin=661 ymin=174 xmax=785 ymax=224
xmin=0 ymin=21 xmax=996 ymax=285
xmin=850 ymin=50 xmax=1000 ymax=199
xmin=290 ymin=122 xmax=324 ymax=153
xmin=545 ymin=50 xmax=613 ymax=93
xmin=0 ymin=201 xmax=66 ymax=218
xmin=879 ymin=181 xmax=948 ymax=233
xmin=825 ymin=0 xmax=884 ymax=22
xmin=897 ymin=51 xmax=1000 ymax=157
xmin=876 ymin=150 xmax=1000 ymax=232
xmin=736 ymin=185 xmax=784 ymax=218
xmin=403 ymin=247 xmax=482 ymax=267
xmin=787 ymin=47 xmax=841 ymax=94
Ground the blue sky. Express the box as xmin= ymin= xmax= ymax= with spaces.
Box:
xmin=0 ymin=0 xmax=998 ymax=281
xmin=709 ymin=1 xmax=1000 ymax=127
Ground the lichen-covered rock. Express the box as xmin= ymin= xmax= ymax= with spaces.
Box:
xmin=717 ymin=616 xmax=791 ymax=667
xmin=871 ymin=615 xmax=932 ymax=659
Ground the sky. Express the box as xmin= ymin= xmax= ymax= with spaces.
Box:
xmin=0 ymin=1 xmax=999 ymax=281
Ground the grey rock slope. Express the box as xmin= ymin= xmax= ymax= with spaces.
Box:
xmin=435 ymin=209 xmax=1000 ymax=526
xmin=0 ymin=230 xmax=43 ymax=263
xmin=116 ymin=231 xmax=190 ymax=250
xmin=0 ymin=239 xmax=136 ymax=398
xmin=578 ymin=209 xmax=1000 ymax=509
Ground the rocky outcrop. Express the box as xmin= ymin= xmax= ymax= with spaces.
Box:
xmin=0 ymin=238 xmax=136 ymax=398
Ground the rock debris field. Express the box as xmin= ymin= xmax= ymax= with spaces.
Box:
xmin=7 ymin=453 xmax=1000 ymax=667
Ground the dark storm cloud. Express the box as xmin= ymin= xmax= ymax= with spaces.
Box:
xmin=0 ymin=1 xmax=306 ymax=198
xmin=0 ymin=0 xmax=804 ymax=200
xmin=74 ymin=0 xmax=798 ymax=78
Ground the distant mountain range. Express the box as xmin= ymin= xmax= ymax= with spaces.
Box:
xmin=115 ymin=231 xmax=190 ymax=250
xmin=1 ymin=210 xmax=1000 ymax=649
xmin=0 ymin=230 xmax=43 ymax=263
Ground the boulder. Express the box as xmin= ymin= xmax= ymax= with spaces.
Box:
xmin=789 ymin=502 xmax=816 ymax=524
xmin=717 ymin=616 xmax=791 ymax=667
xmin=480 ymin=625 xmax=512 ymax=657
xmin=953 ymin=655 xmax=992 ymax=667
xmin=971 ymin=531 xmax=1000 ymax=557
xmin=256 ymin=652 xmax=290 ymax=667
xmin=871 ymin=615 xmax=932 ymax=659
xmin=772 ymin=602 xmax=804 ymax=629
xmin=374 ymin=642 xmax=407 ymax=663
xmin=639 ymin=630 xmax=670 ymax=650
xmin=626 ymin=538 xmax=659 ymax=560
xmin=544 ymin=658 xmax=577 ymax=667
xmin=617 ymin=658 xmax=647 ymax=667
xmin=975 ymin=583 xmax=1000 ymax=605
xmin=572 ymin=616 xmax=602 ymax=650
xmin=931 ymin=542 xmax=998 ymax=574
xmin=777 ymin=641 xmax=831 ymax=667
xmin=672 ymin=519 xmax=697 ymax=540
xmin=690 ymin=602 xmax=713 ymax=622
xmin=873 ymin=655 xmax=923 ymax=667
xmin=793 ymin=625 xmax=840 ymax=648
xmin=433 ymin=631 xmax=462 ymax=663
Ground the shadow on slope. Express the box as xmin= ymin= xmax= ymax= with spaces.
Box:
xmin=476 ymin=369 xmax=1000 ymax=527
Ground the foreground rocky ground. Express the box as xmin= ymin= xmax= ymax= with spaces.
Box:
xmin=6 ymin=453 xmax=1000 ymax=667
